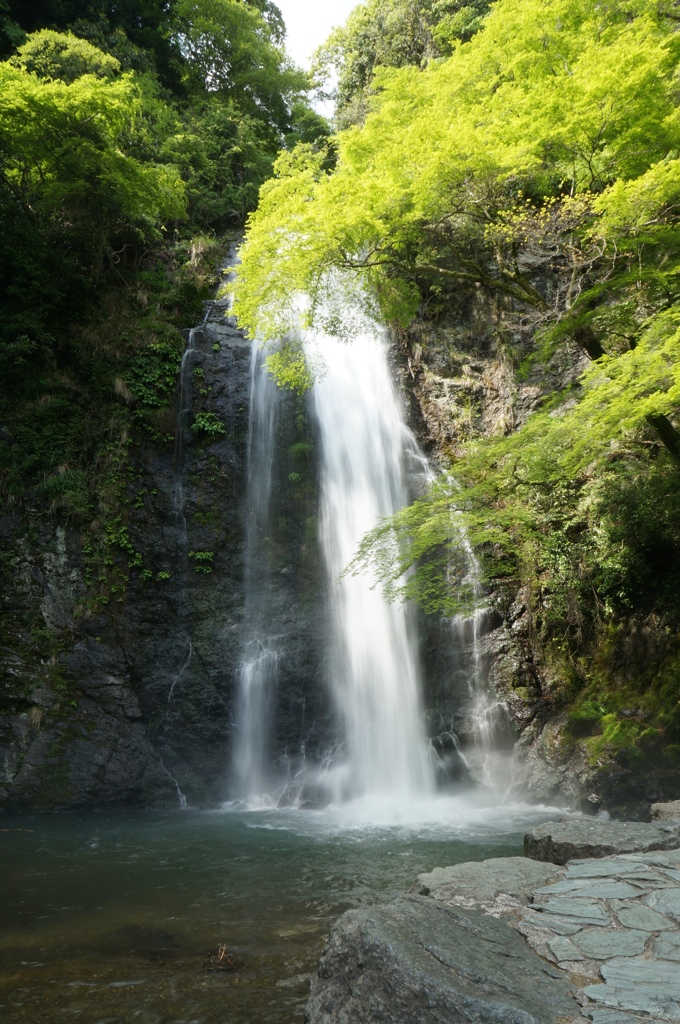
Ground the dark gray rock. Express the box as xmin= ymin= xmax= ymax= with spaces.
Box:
xmin=525 ymin=818 xmax=680 ymax=865
xmin=304 ymin=894 xmax=579 ymax=1024
xmin=0 ymin=265 xmax=333 ymax=811
xmin=652 ymin=801 xmax=680 ymax=821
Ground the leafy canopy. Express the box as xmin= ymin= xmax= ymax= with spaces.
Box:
xmin=233 ymin=0 xmax=680 ymax=340
xmin=233 ymin=0 xmax=680 ymax=628
xmin=313 ymin=0 xmax=493 ymax=125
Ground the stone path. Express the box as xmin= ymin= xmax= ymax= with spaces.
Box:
xmin=416 ymin=816 xmax=680 ymax=1023
xmin=518 ymin=846 xmax=680 ymax=1021
xmin=307 ymin=816 xmax=680 ymax=1024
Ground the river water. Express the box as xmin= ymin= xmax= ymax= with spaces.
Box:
xmin=0 ymin=799 xmax=558 ymax=1023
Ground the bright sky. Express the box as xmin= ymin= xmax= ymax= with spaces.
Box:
xmin=275 ymin=0 xmax=361 ymax=67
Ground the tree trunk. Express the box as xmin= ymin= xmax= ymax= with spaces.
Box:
xmin=573 ymin=325 xmax=605 ymax=360
xmin=646 ymin=413 xmax=680 ymax=465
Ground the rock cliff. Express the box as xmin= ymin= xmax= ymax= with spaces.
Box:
xmin=394 ymin=288 xmax=680 ymax=817
xmin=0 ymin=279 xmax=332 ymax=810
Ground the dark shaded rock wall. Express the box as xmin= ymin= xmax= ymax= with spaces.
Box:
xmin=0 ymin=286 xmax=332 ymax=811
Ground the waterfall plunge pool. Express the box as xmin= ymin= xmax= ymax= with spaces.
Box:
xmin=0 ymin=798 xmax=560 ymax=1023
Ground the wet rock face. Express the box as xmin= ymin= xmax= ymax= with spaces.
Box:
xmin=0 ymin=289 xmax=332 ymax=810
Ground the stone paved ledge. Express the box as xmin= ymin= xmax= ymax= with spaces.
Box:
xmin=306 ymin=814 xmax=680 ymax=1024
xmin=416 ymin=814 xmax=680 ymax=1022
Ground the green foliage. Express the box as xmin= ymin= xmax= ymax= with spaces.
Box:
xmin=0 ymin=4 xmax=328 ymax=714
xmin=188 ymin=549 xmax=214 ymax=572
xmin=264 ymin=343 xmax=315 ymax=395
xmin=313 ymin=0 xmax=493 ymax=126
xmin=234 ymin=0 xmax=680 ymax=341
xmin=0 ymin=0 xmax=24 ymax=57
xmin=191 ymin=411 xmax=227 ymax=440
xmin=566 ymin=700 xmax=607 ymax=739
xmin=36 ymin=469 xmax=91 ymax=521
xmin=127 ymin=341 xmax=183 ymax=412
xmin=11 ymin=28 xmax=121 ymax=81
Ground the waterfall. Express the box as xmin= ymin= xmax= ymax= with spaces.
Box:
xmin=230 ymin=316 xmax=513 ymax=808
xmin=232 ymin=344 xmax=281 ymax=800
xmin=174 ymin=307 xmax=212 ymax=548
xmin=450 ymin=539 xmax=516 ymax=794
xmin=309 ymin=331 xmax=434 ymax=800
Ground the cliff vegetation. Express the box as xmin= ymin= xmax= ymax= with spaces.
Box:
xmin=233 ymin=0 xmax=680 ymax=783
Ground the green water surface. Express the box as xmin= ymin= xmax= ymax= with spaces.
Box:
xmin=0 ymin=796 xmax=559 ymax=1023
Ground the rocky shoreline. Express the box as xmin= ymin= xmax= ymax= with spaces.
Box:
xmin=305 ymin=808 xmax=680 ymax=1023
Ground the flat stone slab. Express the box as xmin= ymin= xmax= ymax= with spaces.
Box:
xmin=522 ymin=911 xmax=583 ymax=935
xmin=653 ymin=931 xmax=680 ymax=960
xmin=611 ymin=899 xmax=675 ymax=931
xmin=534 ymin=879 xmax=645 ymax=899
xmin=416 ymin=856 xmax=562 ymax=904
xmin=548 ymin=935 xmax=585 ymax=962
xmin=644 ymin=888 xmax=680 ymax=922
xmin=525 ymin=818 xmax=680 ymax=865
xmin=305 ymin=894 xmax=579 ymax=1024
xmin=536 ymin=898 xmax=612 ymax=926
xmin=583 ymin=956 xmax=680 ymax=1019
xmin=567 ymin=859 xmax=649 ymax=878
xmin=310 ymin=819 xmax=680 ymax=1024
xmin=574 ymin=928 xmax=648 ymax=959
xmin=588 ymin=1012 xmax=647 ymax=1024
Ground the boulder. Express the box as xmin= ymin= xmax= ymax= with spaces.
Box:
xmin=652 ymin=800 xmax=680 ymax=822
xmin=305 ymin=894 xmax=579 ymax=1024
xmin=525 ymin=817 xmax=680 ymax=865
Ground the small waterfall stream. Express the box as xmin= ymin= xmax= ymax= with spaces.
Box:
xmin=232 ymin=345 xmax=282 ymax=800
xmin=451 ymin=539 xmax=516 ymax=794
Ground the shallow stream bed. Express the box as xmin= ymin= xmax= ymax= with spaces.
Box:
xmin=0 ymin=795 xmax=558 ymax=1023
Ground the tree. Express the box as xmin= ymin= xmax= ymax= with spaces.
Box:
xmin=0 ymin=46 xmax=186 ymax=365
xmin=313 ymin=0 xmax=493 ymax=126
xmin=11 ymin=28 xmax=121 ymax=80
xmin=233 ymin=0 xmax=680 ymax=347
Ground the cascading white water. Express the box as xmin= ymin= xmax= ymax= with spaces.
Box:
xmin=309 ymin=331 xmax=434 ymax=800
xmin=450 ymin=537 xmax=516 ymax=794
xmin=232 ymin=344 xmax=281 ymax=800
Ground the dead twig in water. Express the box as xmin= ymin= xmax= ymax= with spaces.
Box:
xmin=204 ymin=943 xmax=242 ymax=972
